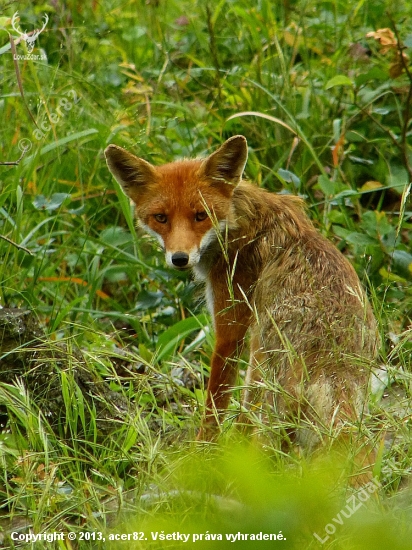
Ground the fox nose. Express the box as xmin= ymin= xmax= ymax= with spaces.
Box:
xmin=171 ymin=252 xmax=190 ymax=268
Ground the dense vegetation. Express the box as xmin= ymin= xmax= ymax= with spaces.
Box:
xmin=0 ymin=0 xmax=411 ymax=548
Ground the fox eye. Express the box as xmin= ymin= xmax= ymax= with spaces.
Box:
xmin=195 ymin=211 xmax=208 ymax=222
xmin=154 ymin=213 xmax=167 ymax=223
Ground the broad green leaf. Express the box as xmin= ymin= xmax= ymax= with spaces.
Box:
xmin=355 ymin=68 xmax=387 ymax=87
xmin=0 ymin=42 xmax=11 ymax=55
xmin=156 ymin=314 xmax=209 ymax=362
xmin=392 ymin=250 xmax=412 ymax=279
xmin=277 ymin=168 xmax=301 ymax=188
xmin=345 ymin=232 xmax=377 ymax=246
xmin=325 ymin=75 xmax=354 ymax=89
xmin=387 ymin=165 xmax=409 ymax=190
xmin=32 ymin=193 xmax=71 ymax=211
xmin=100 ymin=226 xmax=132 ymax=247
xmin=317 ymin=175 xmax=336 ymax=196
xmin=327 ymin=210 xmax=346 ymax=224
xmin=135 ymin=290 xmax=164 ymax=310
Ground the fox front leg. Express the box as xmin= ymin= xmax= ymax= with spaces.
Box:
xmin=197 ymin=311 xmax=248 ymax=441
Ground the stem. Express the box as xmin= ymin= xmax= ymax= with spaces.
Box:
xmin=387 ymin=13 xmax=412 ymax=181
xmin=0 ymin=235 xmax=33 ymax=255
xmin=0 ymin=147 xmax=29 ymax=166
xmin=206 ymin=4 xmax=221 ymax=103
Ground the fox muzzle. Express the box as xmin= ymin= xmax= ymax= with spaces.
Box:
xmin=171 ymin=251 xmax=190 ymax=268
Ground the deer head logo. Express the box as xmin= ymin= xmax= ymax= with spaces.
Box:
xmin=11 ymin=12 xmax=49 ymax=53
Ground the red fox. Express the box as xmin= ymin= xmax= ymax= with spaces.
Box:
xmin=105 ymin=136 xmax=379 ymax=450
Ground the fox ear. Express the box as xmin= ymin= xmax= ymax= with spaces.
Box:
xmin=201 ymin=135 xmax=248 ymax=188
xmin=105 ymin=145 xmax=157 ymax=201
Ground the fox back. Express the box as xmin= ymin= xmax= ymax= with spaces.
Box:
xmin=105 ymin=136 xmax=379 ymax=452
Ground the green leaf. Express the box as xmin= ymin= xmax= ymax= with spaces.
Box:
xmin=355 ymin=68 xmax=388 ymax=87
xmin=277 ymin=168 xmax=301 ymax=188
xmin=135 ymin=290 xmax=164 ymax=310
xmin=392 ymin=250 xmax=412 ymax=279
xmin=332 ymin=226 xmax=351 ymax=240
xmin=100 ymin=226 xmax=132 ymax=247
xmin=0 ymin=42 xmax=11 ymax=55
xmin=156 ymin=314 xmax=209 ymax=362
xmin=139 ymin=344 xmax=153 ymax=363
xmin=387 ymin=165 xmax=409 ymax=190
xmin=32 ymin=193 xmax=71 ymax=211
xmin=345 ymin=232 xmax=377 ymax=246
xmin=317 ymin=175 xmax=336 ymax=196
xmin=325 ymin=75 xmax=354 ymax=89
xmin=327 ymin=210 xmax=346 ymax=225
xmin=121 ymin=425 xmax=139 ymax=453
xmin=333 ymin=225 xmax=378 ymax=247
xmin=403 ymin=34 xmax=412 ymax=48
xmin=76 ymin=384 xmax=86 ymax=434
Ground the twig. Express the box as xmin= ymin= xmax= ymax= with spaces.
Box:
xmin=0 ymin=146 xmax=29 ymax=166
xmin=0 ymin=235 xmax=33 ymax=255
xmin=388 ymin=13 xmax=412 ymax=83
xmin=9 ymin=35 xmax=38 ymax=127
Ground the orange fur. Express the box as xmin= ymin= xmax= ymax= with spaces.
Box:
xmin=105 ymin=136 xmax=380 ymax=458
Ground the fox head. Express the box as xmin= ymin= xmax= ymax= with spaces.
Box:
xmin=105 ymin=136 xmax=248 ymax=271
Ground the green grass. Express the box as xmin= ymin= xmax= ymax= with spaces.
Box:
xmin=0 ymin=0 xmax=412 ymax=548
